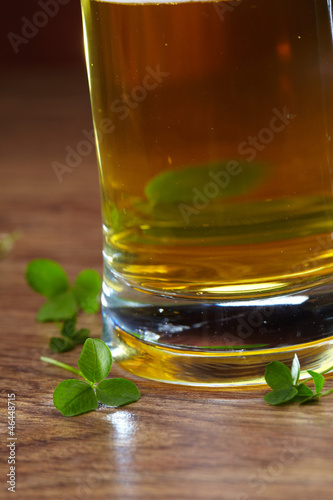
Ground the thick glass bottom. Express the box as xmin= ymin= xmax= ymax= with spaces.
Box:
xmin=102 ymin=270 xmax=333 ymax=386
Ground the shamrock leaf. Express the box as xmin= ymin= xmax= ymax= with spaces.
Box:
xmin=78 ymin=338 xmax=112 ymax=384
xmin=72 ymin=269 xmax=101 ymax=313
xmin=264 ymin=361 xmax=293 ymax=389
xmin=53 ymin=380 xmax=98 ymax=417
xmin=96 ymin=378 xmax=140 ymax=407
xmin=26 ymin=259 xmax=69 ymax=298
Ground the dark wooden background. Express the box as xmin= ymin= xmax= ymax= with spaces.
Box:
xmin=1 ymin=2 xmax=333 ymax=499
xmin=1 ymin=0 xmax=83 ymax=66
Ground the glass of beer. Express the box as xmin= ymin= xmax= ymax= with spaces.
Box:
xmin=80 ymin=0 xmax=333 ymax=385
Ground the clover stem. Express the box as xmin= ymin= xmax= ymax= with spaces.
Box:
xmin=318 ymin=388 xmax=333 ymax=398
xmin=40 ymin=356 xmax=83 ymax=377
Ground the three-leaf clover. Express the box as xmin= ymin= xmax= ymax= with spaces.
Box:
xmin=263 ymin=354 xmax=333 ymax=405
xmin=41 ymin=339 xmax=140 ymax=416
xmin=26 ymin=259 xmax=102 ymax=352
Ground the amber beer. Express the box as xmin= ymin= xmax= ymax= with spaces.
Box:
xmin=81 ymin=0 xmax=333 ymax=385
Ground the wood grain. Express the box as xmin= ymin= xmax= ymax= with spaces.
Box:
xmin=1 ymin=68 xmax=333 ymax=500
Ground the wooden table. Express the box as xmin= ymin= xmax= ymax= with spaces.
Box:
xmin=1 ymin=67 xmax=333 ymax=500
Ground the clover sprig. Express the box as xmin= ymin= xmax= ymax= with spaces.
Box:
xmin=41 ymin=339 xmax=140 ymax=416
xmin=26 ymin=259 xmax=101 ymax=352
xmin=264 ymin=354 xmax=333 ymax=405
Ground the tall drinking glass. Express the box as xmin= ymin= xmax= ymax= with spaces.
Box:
xmin=80 ymin=0 xmax=333 ymax=385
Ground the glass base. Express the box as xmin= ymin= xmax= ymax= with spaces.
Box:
xmin=102 ymin=269 xmax=333 ymax=386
